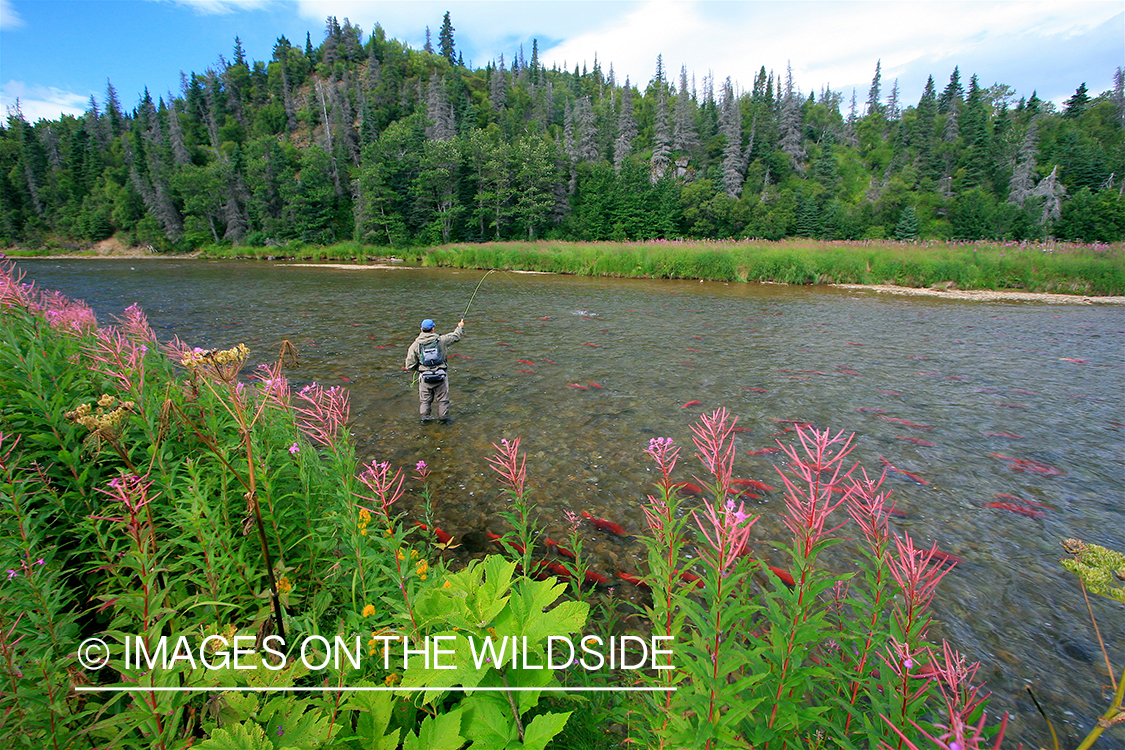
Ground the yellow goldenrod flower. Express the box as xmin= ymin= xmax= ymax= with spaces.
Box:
xmin=359 ymin=508 xmax=371 ymax=524
xmin=362 ymin=604 xmax=376 ymax=617
xmin=277 ymin=576 xmax=293 ymax=594
xmin=442 ymin=580 xmax=452 ymax=588
xmin=384 ymin=673 xmax=398 ymax=687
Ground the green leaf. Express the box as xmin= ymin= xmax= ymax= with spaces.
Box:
xmin=461 ymin=695 xmax=517 ymax=750
xmin=402 ymin=706 xmax=464 ymax=750
xmin=518 ymin=711 xmax=571 ymax=750
xmin=197 ymin=722 xmax=274 ymax=750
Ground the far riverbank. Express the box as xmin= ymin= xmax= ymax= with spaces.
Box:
xmin=7 ymin=236 xmax=1125 ymax=301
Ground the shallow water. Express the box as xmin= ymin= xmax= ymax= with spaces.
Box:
xmin=17 ymin=259 xmax=1125 ymax=746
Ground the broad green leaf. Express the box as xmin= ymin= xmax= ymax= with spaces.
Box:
xmin=402 ymin=706 xmax=463 ymax=750
xmin=518 ymin=711 xmax=571 ymax=750
xmin=197 ymin=722 xmax=273 ymax=750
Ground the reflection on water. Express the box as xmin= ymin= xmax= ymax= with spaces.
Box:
xmin=18 ymin=259 xmax=1125 ymax=746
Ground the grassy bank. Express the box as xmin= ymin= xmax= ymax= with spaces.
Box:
xmin=192 ymin=239 xmax=1125 ymax=296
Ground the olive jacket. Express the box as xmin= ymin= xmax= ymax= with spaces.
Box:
xmin=404 ymin=323 xmax=464 ymax=372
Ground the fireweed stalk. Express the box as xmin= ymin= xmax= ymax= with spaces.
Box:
xmin=354 ymin=459 xmax=418 ymax=633
xmin=652 ymin=408 xmax=763 ymax=749
xmin=639 ymin=435 xmax=688 ymax=737
xmin=486 ymin=437 xmax=538 ymax=579
xmin=841 ymin=467 xmax=898 ymax=731
xmin=766 ymin=426 xmax=854 ymax=733
xmin=173 ymin=342 xmax=294 ymax=640
xmin=88 ymin=472 xmax=172 ymax=749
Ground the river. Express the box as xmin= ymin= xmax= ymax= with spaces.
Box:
xmin=15 ymin=258 xmax=1125 ymax=747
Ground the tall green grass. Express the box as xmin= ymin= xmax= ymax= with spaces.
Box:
xmin=422 ymin=240 xmax=1125 ymax=296
xmin=183 ymin=238 xmax=1125 ymax=296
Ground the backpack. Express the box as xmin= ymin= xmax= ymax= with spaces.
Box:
xmin=420 ymin=338 xmax=445 ymax=368
xmin=419 ymin=337 xmax=446 ymax=382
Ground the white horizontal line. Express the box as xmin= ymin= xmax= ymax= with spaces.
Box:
xmin=75 ymin=686 xmax=676 ymax=693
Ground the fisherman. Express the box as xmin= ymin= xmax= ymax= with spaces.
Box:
xmin=404 ymin=318 xmax=465 ymax=424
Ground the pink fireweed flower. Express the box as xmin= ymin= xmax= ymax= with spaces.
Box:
xmin=690 ymin=408 xmax=737 ymax=495
xmin=486 ymin=437 xmax=527 ymax=498
xmin=692 ymin=496 xmax=757 ymax=575
xmin=846 ymin=467 xmax=894 ymax=557
xmin=644 ymin=436 xmax=680 ymax=491
xmin=288 ymin=442 xmax=300 ymax=455
xmin=253 ymin=361 xmax=291 ymax=410
xmin=293 ymin=383 xmax=350 ymax=449
xmin=887 ymin=533 xmax=953 ymax=625
xmin=563 ymin=510 xmax=581 ymax=533
xmin=90 ymin=474 xmax=159 ymax=550
xmin=928 ymin=639 xmax=989 ymax=731
xmin=414 ymin=460 xmax=429 ymax=482
xmin=777 ymin=426 xmax=854 ymax=560
xmin=116 ymin=303 xmax=157 ymax=343
xmin=41 ymin=292 xmax=98 ymax=334
xmin=83 ymin=327 xmax=148 ymax=396
xmin=642 ymin=493 xmax=670 ymax=535
xmin=878 ymin=637 xmax=931 ymax=702
xmin=354 ymin=460 xmax=405 ymax=521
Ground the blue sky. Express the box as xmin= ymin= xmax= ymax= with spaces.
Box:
xmin=1 ymin=0 xmax=1122 ymax=124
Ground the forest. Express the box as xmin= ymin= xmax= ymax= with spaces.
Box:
xmin=1 ymin=13 xmax=1124 ymax=250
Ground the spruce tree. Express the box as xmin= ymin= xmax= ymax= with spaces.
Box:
xmin=893 ymin=204 xmax=919 ymax=240
xmin=438 ymin=12 xmax=456 ymax=65
xmin=1063 ymin=83 xmax=1089 ymax=119
xmin=673 ymin=65 xmax=699 ymax=156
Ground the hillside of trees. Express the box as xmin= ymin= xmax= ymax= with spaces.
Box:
xmin=2 ymin=14 xmax=1124 ymax=250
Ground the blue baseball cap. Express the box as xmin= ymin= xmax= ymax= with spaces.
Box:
xmin=421 ymin=319 xmax=435 ymax=331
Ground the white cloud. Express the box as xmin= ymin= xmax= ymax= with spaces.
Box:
xmin=157 ymin=0 xmax=271 ymax=14
xmin=0 ymin=0 xmax=22 ymax=29
xmin=1 ymin=81 xmax=89 ymax=123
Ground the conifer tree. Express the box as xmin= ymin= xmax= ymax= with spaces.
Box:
xmin=779 ymin=64 xmax=806 ymax=172
xmin=1032 ymin=165 xmax=1066 ymax=225
xmin=938 ymin=67 xmax=963 ymax=113
xmin=1007 ymin=119 xmax=1038 ymax=207
xmin=893 ymin=204 xmax=919 ymax=240
xmin=673 ymin=65 xmax=699 ymax=156
xmin=1063 ymin=83 xmax=1089 ymax=119
xmin=651 ymin=87 xmax=672 ymax=181
xmin=866 ymin=60 xmax=882 ymax=116
xmin=438 ymin=12 xmax=456 ymax=65
xmin=490 ymin=55 xmax=507 ymax=110
xmin=719 ymin=77 xmax=744 ymax=197
xmin=614 ymin=79 xmax=636 ymax=172
xmin=424 ymin=73 xmax=455 ymax=141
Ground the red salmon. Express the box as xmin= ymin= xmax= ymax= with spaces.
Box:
xmin=544 ymin=538 xmax=577 ymax=559
xmin=568 ymin=383 xmax=588 ymax=390
xmin=582 ymin=511 xmax=628 ymax=536
xmin=486 ymin=532 xmax=524 ymax=554
xmin=587 ymin=381 xmax=604 ymax=389
xmin=984 ymin=502 xmax=1045 ymax=519
xmin=731 ymin=478 xmax=776 ymax=492
xmin=748 ymin=447 xmax=780 ymax=455
xmin=414 ymin=523 xmax=452 ymax=544
xmin=895 ymin=436 xmax=935 ymax=446
xmin=681 ymin=400 xmax=702 ymax=408
xmin=617 ymin=572 xmax=650 ymax=590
